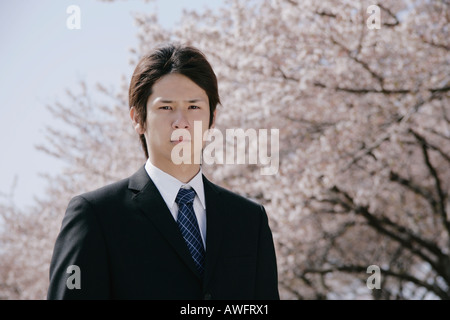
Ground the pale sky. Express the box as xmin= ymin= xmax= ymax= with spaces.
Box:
xmin=0 ymin=0 xmax=222 ymax=209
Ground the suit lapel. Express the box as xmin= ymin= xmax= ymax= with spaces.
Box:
xmin=202 ymin=175 xmax=225 ymax=289
xmin=128 ymin=167 xmax=201 ymax=280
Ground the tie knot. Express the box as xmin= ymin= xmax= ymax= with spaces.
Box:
xmin=175 ymin=187 xmax=196 ymax=206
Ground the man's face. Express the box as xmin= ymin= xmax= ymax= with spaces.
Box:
xmin=132 ymin=73 xmax=214 ymax=168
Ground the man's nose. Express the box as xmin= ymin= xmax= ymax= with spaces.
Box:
xmin=172 ymin=111 xmax=190 ymax=129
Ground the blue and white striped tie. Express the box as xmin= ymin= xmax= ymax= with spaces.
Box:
xmin=175 ymin=187 xmax=205 ymax=276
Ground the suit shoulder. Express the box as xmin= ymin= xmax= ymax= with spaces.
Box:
xmin=207 ymin=180 xmax=264 ymax=210
xmin=74 ymin=176 xmax=130 ymax=205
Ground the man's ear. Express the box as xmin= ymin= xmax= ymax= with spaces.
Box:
xmin=209 ymin=109 xmax=217 ymax=129
xmin=130 ymin=107 xmax=145 ymax=135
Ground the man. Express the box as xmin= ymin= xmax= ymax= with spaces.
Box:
xmin=47 ymin=43 xmax=279 ymax=300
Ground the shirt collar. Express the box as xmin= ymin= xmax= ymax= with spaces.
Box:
xmin=144 ymin=159 xmax=206 ymax=210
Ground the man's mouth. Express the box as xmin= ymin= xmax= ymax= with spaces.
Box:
xmin=171 ymin=136 xmax=191 ymax=143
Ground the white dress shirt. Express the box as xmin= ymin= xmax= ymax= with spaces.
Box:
xmin=144 ymin=159 xmax=207 ymax=248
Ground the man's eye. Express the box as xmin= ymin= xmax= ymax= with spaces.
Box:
xmin=189 ymin=105 xmax=200 ymax=109
xmin=159 ymin=106 xmax=171 ymax=110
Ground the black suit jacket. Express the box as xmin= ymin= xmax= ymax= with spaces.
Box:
xmin=47 ymin=166 xmax=279 ymax=300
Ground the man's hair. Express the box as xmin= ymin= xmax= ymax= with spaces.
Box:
xmin=128 ymin=43 xmax=221 ymax=159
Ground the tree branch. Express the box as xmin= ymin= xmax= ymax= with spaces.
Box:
xmin=303 ymin=264 xmax=449 ymax=299
xmin=410 ymin=129 xmax=450 ymax=236
xmin=330 ymin=36 xmax=384 ymax=87
xmin=420 ymin=37 xmax=450 ymax=51
xmin=314 ymin=82 xmax=450 ymax=96
xmin=377 ymin=3 xmax=400 ymax=28
xmin=389 ymin=170 xmax=439 ymax=215
xmin=420 ymin=131 xmax=450 ymax=163
xmin=327 ymin=186 xmax=447 ymax=281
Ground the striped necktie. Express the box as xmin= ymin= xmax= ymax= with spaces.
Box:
xmin=175 ymin=187 xmax=205 ymax=276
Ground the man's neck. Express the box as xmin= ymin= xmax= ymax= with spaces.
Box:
xmin=149 ymin=158 xmax=201 ymax=183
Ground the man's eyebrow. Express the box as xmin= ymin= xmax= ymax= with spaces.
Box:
xmin=158 ymin=98 xmax=206 ymax=104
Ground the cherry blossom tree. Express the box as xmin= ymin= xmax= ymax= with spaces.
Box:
xmin=0 ymin=0 xmax=448 ymax=299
